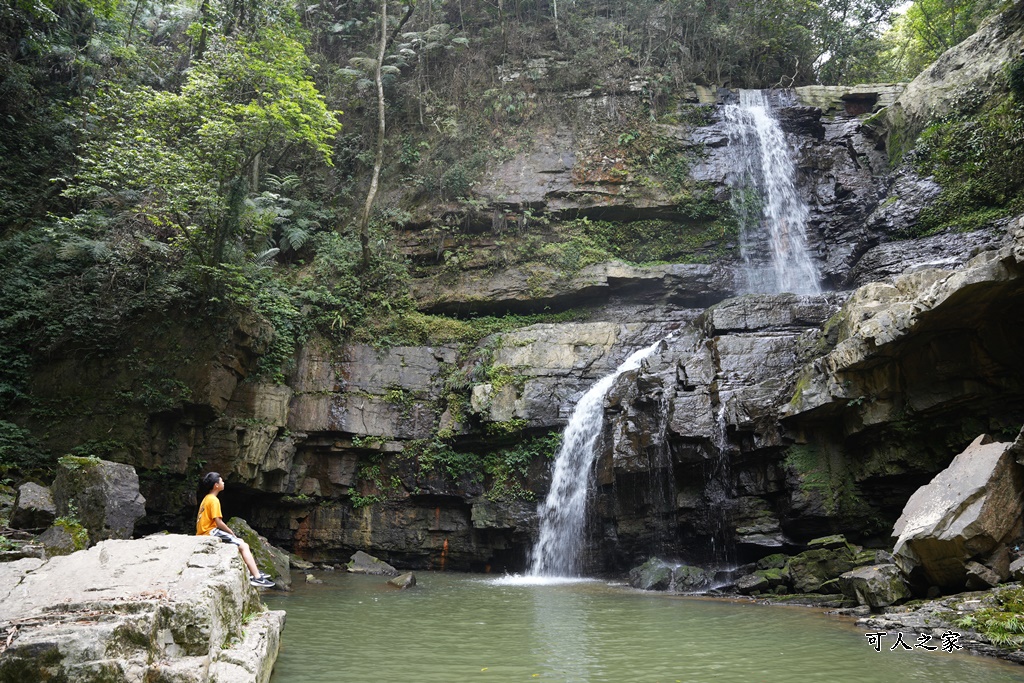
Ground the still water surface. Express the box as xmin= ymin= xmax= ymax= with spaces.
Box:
xmin=265 ymin=572 xmax=1024 ymax=682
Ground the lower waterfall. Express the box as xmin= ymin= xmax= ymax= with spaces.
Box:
xmin=528 ymin=337 xmax=667 ymax=577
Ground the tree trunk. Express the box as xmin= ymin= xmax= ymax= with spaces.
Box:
xmin=359 ymin=0 xmax=388 ymax=270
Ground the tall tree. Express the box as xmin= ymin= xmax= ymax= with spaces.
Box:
xmin=66 ymin=31 xmax=341 ymax=270
xmin=356 ymin=0 xmax=415 ymax=269
xmin=359 ymin=0 xmax=388 ymax=269
xmin=878 ymin=0 xmax=1000 ymax=79
xmin=810 ymin=0 xmax=901 ymax=84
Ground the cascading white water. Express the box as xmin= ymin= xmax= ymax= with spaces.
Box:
xmin=528 ymin=338 xmax=666 ymax=577
xmin=722 ymin=90 xmax=821 ymax=295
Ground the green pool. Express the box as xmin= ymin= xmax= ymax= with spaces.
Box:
xmin=264 ymin=572 xmax=1024 ymax=682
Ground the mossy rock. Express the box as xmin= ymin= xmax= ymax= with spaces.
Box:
xmin=56 ymin=455 xmax=102 ymax=471
xmin=628 ymin=558 xmax=674 ymax=591
xmin=52 ymin=457 xmax=146 ymax=546
xmin=766 ymin=593 xmax=854 ymax=608
xmin=289 ymin=553 xmax=314 ymax=571
xmin=674 ymin=564 xmax=711 ymax=592
xmin=787 ymin=546 xmax=857 ymax=593
xmin=756 ymin=553 xmax=789 ymax=570
xmin=807 ymin=534 xmax=851 ymax=551
xmin=755 ymin=567 xmax=789 ymax=587
xmin=36 ymin=519 xmax=88 ymax=556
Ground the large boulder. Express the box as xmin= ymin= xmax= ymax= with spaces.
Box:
xmin=0 ymin=534 xmax=284 ymax=683
xmin=627 ymin=559 xmax=711 ymax=593
xmin=51 ymin=457 xmax=147 ymax=545
xmin=387 ymin=572 xmax=417 ymax=589
xmin=628 ymin=558 xmax=674 ymax=591
xmin=892 ymin=433 xmax=1024 ymax=590
xmin=787 ymin=545 xmax=858 ymax=594
xmin=347 ymin=550 xmax=398 ymax=576
xmin=839 ymin=564 xmax=911 ymax=608
xmin=882 ymin=1 xmax=1024 ymax=153
xmin=736 ymin=568 xmax=788 ymax=595
xmin=9 ymin=482 xmax=56 ymax=530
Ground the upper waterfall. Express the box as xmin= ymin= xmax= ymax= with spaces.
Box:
xmin=722 ymin=89 xmax=822 ymax=295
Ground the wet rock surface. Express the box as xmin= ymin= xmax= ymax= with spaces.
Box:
xmin=839 ymin=564 xmax=912 ymax=608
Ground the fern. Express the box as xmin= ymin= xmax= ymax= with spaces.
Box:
xmin=959 ymin=587 xmax=1024 ymax=649
xmin=264 ymin=173 xmax=301 ymax=193
xmin=278 ymin=223 xmax=311 ymax=253
xmin=250 ymin=247 xmax=280 ymax=266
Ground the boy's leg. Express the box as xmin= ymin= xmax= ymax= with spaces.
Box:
xmin=237 ymin=541 xmax=261 ymax=578
xmin=211 ymin=529 xmax=263 ymax=578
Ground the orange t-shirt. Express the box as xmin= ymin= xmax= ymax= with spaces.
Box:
xmin=196 ymin=493 xmax=223 ymax=535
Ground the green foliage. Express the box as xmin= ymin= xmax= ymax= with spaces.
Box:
xmin=0 ymin=421 xmax=49 ymax=477
xmin=485 ymin=365 xmax=527 ymax=392
xmin=407 ymin=438 xmax=482 ymax=482
xmin=537 ymin=214 xmax=736 ymax=269
xmin=350 ymin=492 xmax=386 ymax=509
xmin=785 ymin=444 xmax=834 ymax=500
xmin=397 ymin=430 xmax=560 ymax=502
xmin=1008 ymin=57 xmax=1024 ymax=102
xmin=0 ymin=227 xmax=192 ymax=410
xmin=483 ymin=432 xmax=561 ymax=502
xmin=784 ymin=443 xmax=867 ymax=517
xmin=956 ymin=588 xmax=1024 ymax=648
xmin=53 ymin=515 xmax=90 ymax=551
xmin=879 ymin=0 xmax=1001 ymax=80
xmin=812 ymin=0 xmax=903 ymax=84
xmin=485 ymin=418 xmax=529 ymax=438
xmin=65 ymin=30 xmax=341 ymax=270
xmin=355 ymin=308 xmax=591 ymax=348
xmin=911 ymin=94 xmax=1024 ymax=234
xmin=58 ymin=454 xmax=102 ymax=471
xmin=68 ymin=440 xmax=125 ymax=460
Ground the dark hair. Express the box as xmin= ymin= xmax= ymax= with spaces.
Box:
xmin=200 ymin=472 xmax=222 ymax=495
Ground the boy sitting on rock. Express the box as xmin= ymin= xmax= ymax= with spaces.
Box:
xmin=197 ymin=471 xmax=274 ymax=588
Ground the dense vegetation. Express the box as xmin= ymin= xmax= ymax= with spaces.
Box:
xmin=0 ymin=0 xmax=1013 ymax=481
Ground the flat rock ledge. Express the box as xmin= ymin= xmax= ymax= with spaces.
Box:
xmin=834 ymin=583 xmax=1024 ymax=666
xmin=0 ymin=534 xmax=285 ymax=683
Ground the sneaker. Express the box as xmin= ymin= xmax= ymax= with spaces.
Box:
xmin=250 ymin=576 xmax=275 ymax=588
xmin=257 ymin=572 xmax=273 ymax=580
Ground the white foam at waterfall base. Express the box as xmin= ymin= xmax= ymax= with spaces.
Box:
xmin=528 ymin=337 xmax=668 ymax=578
xmin=722 ymin=89 xmax=821 ymax=295
xmin=484 ymin=574 xmax=600 ymax=587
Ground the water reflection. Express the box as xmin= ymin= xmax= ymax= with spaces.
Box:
xmin=531 ymin=583 xmax=593 ymax=682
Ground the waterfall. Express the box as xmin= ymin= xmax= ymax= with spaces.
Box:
xmin=529 ymin=338 xmax=666 ymax=577
xmin=722 ymin=90 xmax=821 ymax=295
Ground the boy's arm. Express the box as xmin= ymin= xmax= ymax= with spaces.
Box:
xmin=214 ymin=517 xmax=236 ymax=536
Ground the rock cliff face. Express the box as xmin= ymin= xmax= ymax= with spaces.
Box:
xmin=14 ymin=4 xmax=1024 ymax=578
